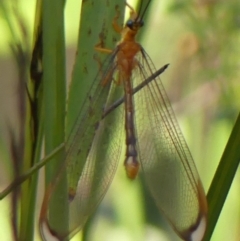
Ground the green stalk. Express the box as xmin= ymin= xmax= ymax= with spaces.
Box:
xmin=204 ymin=113 xmax=240 ymax=241
xmin=42 ymin=0 xmax=68 ymax=236
xmin=67 ymin=1 xmax=125 ymax=239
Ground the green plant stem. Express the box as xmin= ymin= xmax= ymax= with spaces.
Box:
xmin=204 ymin=113 xmax=240 ymax=241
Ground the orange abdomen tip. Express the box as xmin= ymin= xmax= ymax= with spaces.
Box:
xmin=124 ymin=156 xmax=139 ymax=179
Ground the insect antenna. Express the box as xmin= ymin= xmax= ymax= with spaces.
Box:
xmin=138 ymin=0 xmax=152 ymax=23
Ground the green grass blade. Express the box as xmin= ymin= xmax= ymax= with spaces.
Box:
xmin=42 ymin=0 xmax=68 ymax=235
xmin=66 ymin=1 xmax=125 ymax=239
xmin=66 ymin=0 xmax=125 ymax=134
xmin=20 ymin=105 xmax=44 ymax=241
xmin=204 ymin=113 xmax=240 ymax=241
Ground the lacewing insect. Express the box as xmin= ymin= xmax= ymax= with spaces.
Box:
xmin=40 ymin=1 xmax=208 ymax=241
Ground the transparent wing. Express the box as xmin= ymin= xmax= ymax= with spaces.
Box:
xmin=40 ymin=47 xmax=125 ymax=240
xmin=67 ymin=94 xmax=124 ymax=239
xmin=134 ymin=49 xmax=207 ymax=241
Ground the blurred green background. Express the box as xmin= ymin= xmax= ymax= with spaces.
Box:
xmin=0 ymin=0 xmax=239 ymax=240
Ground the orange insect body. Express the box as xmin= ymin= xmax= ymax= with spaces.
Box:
xmin=115 ymin=7 xmax=144 ymax=179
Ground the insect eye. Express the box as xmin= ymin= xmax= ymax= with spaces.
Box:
xmin=126 ymin=19 xmax=144 ymax=30
xmin=126 ymin=19 xmax=134 ymax=29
